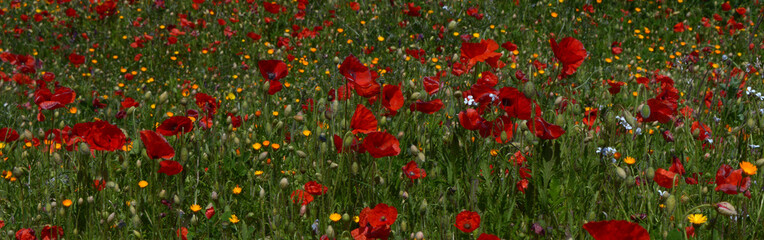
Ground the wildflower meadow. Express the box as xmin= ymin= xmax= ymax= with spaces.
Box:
xmin=1 ymin=0 xmax=764 ymax=239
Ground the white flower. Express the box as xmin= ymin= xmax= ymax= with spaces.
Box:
xmin=488 ymin=93 xmax=498 ymax=101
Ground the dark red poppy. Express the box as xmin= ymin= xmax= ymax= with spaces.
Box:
xmin=72 ymin=120 xmax=126 ymax=152
xmin=304 ymin=181 xmax=328 ymax=196
xmin=582 ymin=220 xmax=650 ymax=240
xmin=715 ymin=164 xmax=751 ymax=197
xmin=362 ymin=131 xmax=400 ymax=158
xmin=477 ymin=233 xmax=500 ymax=240
xmin=157 ymin=116 xmax=194 ymax=136
xmin=34 ymin=86 xmax=76 ymax=110
xmin=461 ymin=39 xmax=501 ymax=69
xmin=549 ymin=37 xmax=587 ymax=77
xmin=501 ymin=41 xmax=517 ymax=52
xmin=195 ymin=93 xmax=219 ymax=115
xmin=583 ymin=108 xmax=598 ymax=128
xmin=290 ymin=189 xmax=314 ymax=205
xmin=527 ymin=116 xmax=565 ymax=140
xmin=485 ymin=54 xmax=506 ymax=69
xmin=41 ymin=225 xmax=64 ymax=240
xmin=402 ymin=160 xmax=426 ymax=181
xmin=611 ymin=41 xmax=622 ymax=55
xmin=423 ymin=76 xmax=441 ymax=95
xmin=333 ymin=134 xmax=365 ymax=154
xmin=0 ymin=128 xmax=19 ymax=142
xmin=496 ymin=87 xmax=532 ymax=120
xmin=721 ymin=2 xmax=731 ymax=11
xmin=638 ymin=98 xmax=677 ymax=124
xmin=662 ymin=130 xmax=675 ymax=143
xmin=348 ymin=2 xmax=360 ymax=11
xmin=409 ymin=99 xmax=443 ymax=114
xmin=403 ymin=3 xmax=421 ymax=16
xmin=351 ymin=104 xmax=378 ymax=134
xmin=454 ymin=210 xmax=481 ymax=233
xmin=606 ymin=80 xmax=625 ymax=95
xmin=68 ymin=53 xmax=85 ymax=66
xmin=120 ymin=97 xmax=139 ymax=110
xmin=158 ymin=160 xmax=183 ymax=176
xmin=263 ymin=1 xmax=283 ymax=14
xmin=381 ymin=84 xmax=404 ymax=114
xmin=458 ymin=109 xmax=487 ymax=131
xmin=669 ymin=156 xmax=686 ymax=175
xmin=15 ymin=228 xmax=36 ymax=240
xmin=205 ymin=206 xmax=215 ymax=219
xmin=140 ymin=130 xmax=175 ymax=160
xmin=654 ymin=168 xmax=678 ymax=189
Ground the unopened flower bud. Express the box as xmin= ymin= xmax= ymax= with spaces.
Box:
xmin=716 ymin=202 xmax=738 ymax=216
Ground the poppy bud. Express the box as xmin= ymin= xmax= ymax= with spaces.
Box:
xmin=747 ymin=118 xmax=756 ymax=129
xmin=400 ymin=191 xmax=409 ymax=199
xmin=107 ymin=212 xmax=116 ymax=223
xmin=716 ymin=202 xmax=737 ymax=216
xmin=258 ymin=151 xmax=269 ymax=160
xmin=23 ymin=129 xmax=32 ymax=140
xmin=419 ymin=199 xmax=428 ymax=213
xmin=284 ymin=105 xmax=293 ymax=116
xmin=279 ymin=178 xmax=289 ymax=189
xmin=78 ymin=198 xmax=84 ymax=205
xmin=293 ymin=114 xmax=304 ymax=122
xmin=159 ymin=91 xmax=169 ymax=103
xmin=639 ymin=104 xmax=650 ymax=119
xmin=130 ymin=205 xmax=137 ymax=215
xmin=132 ymin=231 xmax=141 ymax=238
xmin=454 ymin=90 xmax=463 ymax=98
xmin=448 ymin=20 xmax=457 ymax=30
xmin=262 ymin=81 xmax=271 ymax=91
xmin=351 ymin=162 xmax=359 ymax=175
xmin=275 ymin=120 xmax=284 ymax=129
xmin=555 ymin=114 xmax=565 ymax=127
xmin=88 ymin=196 xmax=95 ymax=203
xmin=417 ymin=152 xmax=426 ymax=162
xmin=132 ymin=215 xmax=141 ymax=226
xmin=158 ymin=190 xmax=167 ymax=199
xmin=296 ymin=150 xmax=307 ymax=158
xmin=523 ymin=82 xmax=536 ymax=99
xmin=174 ymin=195 xmax=181 ymax=205
xmin=375 ymin=175 xmax=385 ymax=185
xmin=646 ymin=167 xmax=655 ymax=180
xmin=416 ymin=232 xmax=425 ymax=240
xmin=411 ymin=92 xmax=422 ymax=100
xmin=259 ymin=187 xmax=266 ymax=198
xmin=300 ymin=205 xmax=307 ymax=216
xmin=211 ymin=191 xmax=219 ymax=200
xmin=615 ymin=167 xmax=627 ymax=179
xmin=12 ymin=167 xmax=24 ymax=178
xmin=625 ymin=176 xmax=636 ymax=186
xmin=665 ymin=195 xmax=677 ymax=213
xmin=401 ymin=220 xmax=408 ymax=232
xmin=702 ymin=186 xmax=708 ymax=193
xmin=409 ymin=145 xmax=420 ymax=155
xmin=333 ymin=56 xmax=340 ymax=63
xmin=58 ymin=208 xmax=65 ymax=217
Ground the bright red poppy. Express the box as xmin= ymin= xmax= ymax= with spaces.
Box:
xmin=158 ymin=160 xmax=183 ymax=176
xmin=526 ymin=116 xmax=565 ymax=140
xmin=454 ymin=210 xmax=481 ymax=233
xmin=68 ymin=53 xmax=85 ymax=66
xmin=461 ymin=39 xmax=501 ymax=69
xmin=583 ymin=108 xmax=598 ymax=128
xmin=177 ymin=227 xmax=188 ymax=240
xmin=423 ymin=76 xmax=441 ymax=95
xmin=205 ymin=206 xmax=215 ymax=219
xmin=381 ymin=84 xmax=404 ymax=114
xmin=120 ymin=97 xmax=140 ymax=110
xmin=362 ymin=131 xmax=400 ymax=158
xmin=549 ymin=37 xmax=587 ymax=77
xmin=340 ymin=55 xmax=380 ymax=98
xmin=458 ymin=108 xmax=487 ymax=131
xmin=477 ymin=233 xmax=500 ymax=240
xmin=34 ymin=86 xmax=76 ymax=110
xmin=582 ymin=220 xmax=650 ymax=240
xmin=402 ymin=160 xmax=426 ymax=181
xmin=258 ymin=60 xmax=288 ymax=95
xmin=140 ymin=130 xmax=175 ymax=160
xmin=409 ymin=99 xmax=443 ymax=114
xmin=15 ymin=228 xmax=36 ymax=240
xmin=352 ymin=203 xmax=398 ymax=240
xmin=673 ymin=22 xmax=685 ymax=32
xmin=611 ymin=41 xmax=622 ymax=55
xmin=0 ymin=128 xmax=19 ymax=142
xmin=690 ymin=121 xmax=712 ymax=142
xmin=290 ymin=189 xmax=315 ymax=205
xmin=72 ymin=120 xmax=126 ymax=152
xmin=41 ymin=225 xmax=64 ymax=240
xmin=304 ymin=181 xmax=328 ymax=196
xmin=501 ymin=41 xmax=517 ymax=52
xmin=483 ymin=116 xmax=518 ymax=143
xmin=333 ymin=134 xmax=365 ymax=154
xmin=195 ymin=93 xmax=220 ymax=115
xmin=157 ymin=116 xmax=194 ymax=136
xmin=351 ymin=104 xmax=378 ymax=134
xmin=654 ymin=168 xmax=678 ymax=189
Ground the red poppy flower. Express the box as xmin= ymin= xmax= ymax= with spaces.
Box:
xmin=362 ymin=131 xmax=400 ymax=158
xmin=195 ymin=93 xmax=220 ymax=115
xmin=527 ymin=116 xmax=565 ymax=140
xmin=638 ymin=98 xmax=677 ymax=124
xmin=409 ymin=99 xmax=443 ymax=114
xmin=68 ymin=53 xmax=85 ymax=66
xmin=72 ymin=120 xmax=126 ymax=152
xmin=722 ymin=2 xmax=731 ymax=11
xmin=517 ymin=178 xmax=529 ymax=193
xmin=120 ymin=97 xmax=139 ymax=110
xmin=477 ymin=233 xmax=500 ymax=240
xmin=15 ymin=228 xmax=36 ymax=240
xmin=352 ymin=204 xmax=397 ymax=240
xmin=673 ymin=22 xmax=685 ymax=32
xmin=351 ymin=104 xmax=378 ymax=134
xmin=583 ymin=108 xmax=598 ymax=128
xmin=654 ymin=168 xmax=678 ymax=189
xmin=715 ymin=164 xmax=751 ymax=197
xmin=94 ymin=179 xmax=106 ymax=191
xmin=34 ymin=86 xmax=76 ymax=110
xmin=258 ymin=60 xmax=288 ymax=95
xmin=458 ymin=109 xmax=487 ymax=131
xmin=333 ymin=134 xmax=365 ymax=154
xmin=0 ymin=128 xmax=19 ymax=142
xmin=402 ymin=160 xmax=426 ymax=181
xmin=177 ymin=227 xmax=188 ymax=240
xmin=460 ymin=39 xmax=501 ymax=69
xmin=549 ymin=37 xmax=587 ymax=77
xmin=205 ymin=206 xmax=215 ymax=219
xmin=382 ymin=84 xmax=404 ymax=114
xmin=606 ymin=80 xmax=625 ymax=95
xmin=41 ymin=225 xmax=64 ymax=240
xmin=482 ymin=116 xmax=518 ymax=143
xmin=158 ymin=160 xmax=183 ymax=176
xmin=501 ymin=41 xmax=517 ymax=52
xmin=157 ymin=116 xmax=194 ymax=136
xmin=403 ymin=3 xmax=421 ymax=16
xmin=582 ymin=220 xmax=650 ymax=240
xmin=423 ymin=76 xmax=441 ymax=95
xmin=340 ymin=55 xmax=380 ymax=98
xmin=454 ymin=210 xmax=481 ymax=233
xmin=290 ymin=189 xmax=315 ymax=205
xmin=611 ymin=41 xmax=623 ymax=55
xmin=140 ymin=130 xmax=175 ymax=160
xmin=304 ymin=181 xmax=328 ymax=196
xmin=496 ymin=87 xmax=532 ymax=120
xmin=690 ymin=121 xmax=712 ymax=142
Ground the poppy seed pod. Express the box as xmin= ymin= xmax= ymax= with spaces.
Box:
xmin=639 ymin=104 xmax=650 ymax=119
xmin=523 ymin=82 xmax=536 ymax=99
xmin=351 ymin=162 xmax=359 ymax=175
xmin=665 ymin=195 xmax=676 ymax=213
xmin=326 ymin=226 xmax=335 ymax=238
xmin=646 ymin=167 xmax=655 ymax=180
